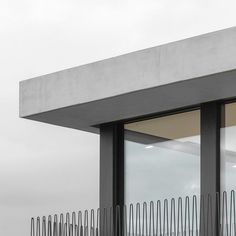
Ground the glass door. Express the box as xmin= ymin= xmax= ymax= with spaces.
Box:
xmin=124 ymin=109 xmax=201 ymax=204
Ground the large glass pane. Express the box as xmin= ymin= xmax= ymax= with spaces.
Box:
xmin=221 ymin=102 xmax=236 ymax=192
xmin=124 ymin=110 xmax=200 ymax=204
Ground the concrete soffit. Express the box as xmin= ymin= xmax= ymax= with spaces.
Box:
xmin=19 ymin=27 xmax=236 ymax=133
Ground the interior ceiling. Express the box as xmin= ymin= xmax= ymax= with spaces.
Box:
xmin=125 ymin=110 xmax=200 ymax=140
xmin=226 ymin=102 xmax=236 ymax=127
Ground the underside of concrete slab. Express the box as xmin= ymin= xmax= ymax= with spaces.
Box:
xmin=19 ymin=27 xmax=236 ymax=132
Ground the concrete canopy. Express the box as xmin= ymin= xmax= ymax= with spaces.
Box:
xmin=20 ymin=27 xmax=236 ymax=133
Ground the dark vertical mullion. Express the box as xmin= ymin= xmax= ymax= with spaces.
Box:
xmin=100 ymin=123 xmax=124 ymax=209
xmin=201 ymin=102 xmax=221 ymax=196
xmin=113 ymin=124 xmax=124 ymax=207
xmin=201 ymin=102 xmax=221 ymax=236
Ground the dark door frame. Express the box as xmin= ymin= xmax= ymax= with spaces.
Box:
xmin=201 ymin=102 xmax=221 ymax=196
xmin=99 ymin=101 xmax=223 ymax=208
xmin=100 ymin=123 xmax=124 ymax=209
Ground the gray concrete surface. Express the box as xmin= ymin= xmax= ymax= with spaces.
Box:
xmin=19 ymin=27 xmax=236 ymax=132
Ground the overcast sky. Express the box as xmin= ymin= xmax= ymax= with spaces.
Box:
xmin=1 ymin=0 xmax=236 ymax=235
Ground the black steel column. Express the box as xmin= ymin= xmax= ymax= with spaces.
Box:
xmin=201 ymin=102 xmax=221 ymax=196
xmin=100 ymin=123 xmax=124 ymax=209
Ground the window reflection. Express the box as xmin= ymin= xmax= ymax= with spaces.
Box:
xmin=221 ymin=102 xmax=236 ymax=192
xmin=124 ymin=110 xmax=200 ymax=204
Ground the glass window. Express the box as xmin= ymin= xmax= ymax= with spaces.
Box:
xmin=221 ymin=102 xmax=236 ymax=192
xmin=124 ymin=110 xmax=200 ymax=204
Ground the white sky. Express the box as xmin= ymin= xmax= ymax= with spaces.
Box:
xmin=1 ymin=0 xmax=236 ymax=235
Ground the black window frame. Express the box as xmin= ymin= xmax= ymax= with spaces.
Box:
xmin=99 ymin=101 xmax=225 ymax=208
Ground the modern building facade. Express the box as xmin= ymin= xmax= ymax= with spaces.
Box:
xmin=20 ymin=27 xmax=236 ymax=212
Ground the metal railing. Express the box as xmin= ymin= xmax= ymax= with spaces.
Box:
xmin=31 ymin=191 xmax=236 ymax=236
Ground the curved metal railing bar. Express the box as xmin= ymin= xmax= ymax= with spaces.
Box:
xmin=31 ymin=190 xmax=236 ymax=236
